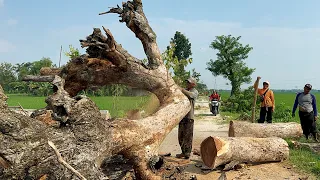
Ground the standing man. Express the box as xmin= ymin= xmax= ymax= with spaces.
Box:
xmin=253 ymin=77 xmax=275 ymax=123
xmin=292 ymin=84 xmax=318 ymax=142
xmin=176 ymin=77 xmax=199 ymax=159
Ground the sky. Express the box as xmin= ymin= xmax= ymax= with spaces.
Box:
xmin=0 ymin=0 xmax=320 ymax=90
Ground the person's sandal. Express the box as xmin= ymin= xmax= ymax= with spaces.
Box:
xmin=176 ymin=153 xmax=190 ymax=159
xmin=184 ymin=154 xmax=190 ymax=159
xmin=175 ymin=153 xmax=185 ymax=158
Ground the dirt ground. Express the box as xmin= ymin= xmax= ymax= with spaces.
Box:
xmin=159 ymin=101 xmax=317 ymax=180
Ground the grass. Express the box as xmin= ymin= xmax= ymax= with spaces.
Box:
xmin=218 ymin=91 xmax=320 ymax=121
xmin=6 ymin=94 xmax=47 ymax=109
xmin=6 ymin=94 xmax=157 ymax=118
xmin=287 ymin=140 xmax=320 ymax=177
xmin=218 ymin=90 xmax=320 ymax=107
xmin=220 ymin=111 xmax=239 ymax=122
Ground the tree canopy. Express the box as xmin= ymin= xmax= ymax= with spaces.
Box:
xmin=0 ymin=58 xmax=54 ymax=95
xmin=163 ymin=31 xmax=193 ymax=85
xmin=206 ymin=35 xmax=255 ymax=96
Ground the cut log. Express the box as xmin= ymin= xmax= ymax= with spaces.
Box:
xmin=228 ymin=120 xmax=303 ymax=138
xmin=200 ymin=136 xmax=289 ymax=169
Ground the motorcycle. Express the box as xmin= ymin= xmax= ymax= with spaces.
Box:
xmin=209 ymin=98 xmax=219 ymax=116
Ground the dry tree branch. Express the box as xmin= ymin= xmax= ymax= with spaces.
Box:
xmin=98 ymin=0 xmax=162 ymax=69
xmin=48 ymin=141 xmax=89 ymax=180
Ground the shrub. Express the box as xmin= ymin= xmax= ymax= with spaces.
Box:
xmin=221 ymin=86 xmax=258 ymax=113
xmin=273 ymin=102 xmax=292 ymax=122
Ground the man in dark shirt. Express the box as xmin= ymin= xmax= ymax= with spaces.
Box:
xmin=176 ymin=77 xmax=199 ymax=159
xmin=292 ymin=84 xmax=318 ymax=142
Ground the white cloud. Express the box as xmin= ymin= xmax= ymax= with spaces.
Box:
xmin=7 ymin=18 xmax=18 ymax=26
xmin=0 ymin=0 xmax=4 ymax=7
xmin=0 ymin=40 xmax=15 ymax=53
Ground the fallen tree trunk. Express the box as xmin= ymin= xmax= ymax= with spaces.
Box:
xmin=228 ymin=120 xmax=303 ymax=138
xmin=0 ymin=84 xmax=7 ymax=110
xmin=200 ymin=136 xmax=289 ymax=169
xmin=1 ymin=1 xmax=193 ymax=179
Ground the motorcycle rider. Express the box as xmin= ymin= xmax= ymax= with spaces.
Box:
xmin=209 ymin=90 xmax=221 ymax=113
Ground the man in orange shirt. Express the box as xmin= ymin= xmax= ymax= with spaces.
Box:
xmin=253 ymin=77 xmax=275 ymax=123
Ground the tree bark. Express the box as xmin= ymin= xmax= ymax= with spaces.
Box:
xmin=230 ymin=80 xmax=240 ymax=97
xmin=200 ymin=136 xmax=289 ymax=169
xmin=228 ymin=120 xmax=303 ymax=138
xmin=1 ymin=1 xmax=192 ymax=179
xmin=0 ymin=84 xmax=7 ymax=110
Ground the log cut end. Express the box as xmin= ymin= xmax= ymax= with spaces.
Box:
xmin=200 ymin=136 xmax=228 ymax=168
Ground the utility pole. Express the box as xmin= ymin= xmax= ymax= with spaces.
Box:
xmin=59 ymin=45 xmax=62 ymax=68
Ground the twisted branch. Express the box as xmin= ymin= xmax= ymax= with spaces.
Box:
xmin=99 ymin=0 xmax=162 ymax=69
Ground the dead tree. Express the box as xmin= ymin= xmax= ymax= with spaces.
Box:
xmin=1 ymin=1 xmax=192 ymax=179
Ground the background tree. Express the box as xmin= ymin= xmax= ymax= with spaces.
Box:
xmin=16 ymin=57 xmax=54 ymax=79
xmin=206 ymin=35 xmax=254 ymax=96
xmin=191 ymin=68 xmax=201 ymax=82
xmin=0 ymin=62 xmax=17 ymax=92
xmin=191 ymin=68 xmax=208 ymax=95
xmin=171 ymin=31 xmax=192 ymax=61
xmin=12 ymin=58 xmax=55 ymax=96
xmin=163 ymin=31 xmax=192 ymax=85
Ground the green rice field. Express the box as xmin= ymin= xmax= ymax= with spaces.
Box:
xmin=219 ymin=91 xmax=320 ymax=111
xmin=6 ymin=94 xmax=156 ymax=117
xmin=8 ymin=92 xmax=320 ymax=112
